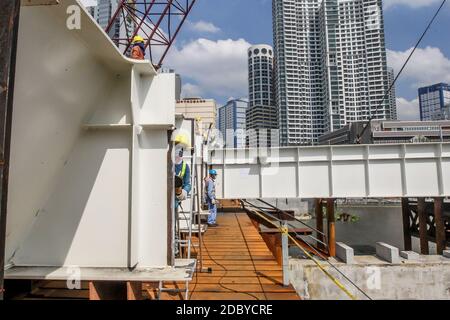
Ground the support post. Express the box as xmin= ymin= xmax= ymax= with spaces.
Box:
xmin=417 ymin=198 xmax=429 ymax=255
xmin=89 ymin=281 xmax=127 ymax=300
xmin=401 ymin=198 xmax=412 ymax=251
xmin=326 ymin=198 xmax=336 ymax=257
xmin=167 ymin=130 xmax=174 ymax=266
xmin=315 ymin=198 xmax=324 ymax=250
xmin=281 ymin=220 xmax=289 ymax=287
xmin=126 ymin=281 xmax=143 ymax=300
xmin=434 ymin=197 xmax=446 ymax=255
xmin=0 ymin=0 xmax=21 ymax=301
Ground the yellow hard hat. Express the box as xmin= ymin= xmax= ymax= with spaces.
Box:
xmin=132 ymin=35 xmax=144 ymax=43
xmin=174 ymin=133 xmax=191 ymax=148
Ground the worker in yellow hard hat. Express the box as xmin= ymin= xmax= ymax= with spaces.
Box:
xmin=174 ymin=133 xmax=191 ymax=206
xmin=130 ymin=35 xmax=145 ymax=60
xmin=174 ymin=133 xmax=192 ymax=257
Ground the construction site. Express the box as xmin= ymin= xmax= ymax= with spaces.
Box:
xmin=0 ymin=0 xmax=449 ymax=302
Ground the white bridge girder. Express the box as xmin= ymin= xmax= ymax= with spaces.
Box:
xmin=5 ymin=0 xmax=178 ymax=274
xmin=209 ymin=143 xmax=450 ymax=199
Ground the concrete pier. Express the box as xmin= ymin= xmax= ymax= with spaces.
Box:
xmin=289 ymin=255 xmax=450 ymax=300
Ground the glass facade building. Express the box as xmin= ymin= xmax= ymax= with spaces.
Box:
xmin=419 ymin=83 xmax=450 ymax=121
xmin=217 ymin=99 xmax=249 ymax=149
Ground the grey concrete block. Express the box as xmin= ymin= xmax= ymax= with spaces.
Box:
xmin=376 ymin=242 xmax=400 ymax=264
xmin=444 ymin=250 xmax=450 ymax=259
xmin=400 ymin=251 xmax=419 ymax=260
xmin=336 ymin=242 xmax=354 ymax=264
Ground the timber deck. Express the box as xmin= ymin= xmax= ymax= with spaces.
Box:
xmin=6 ymin=212 xmax=300 ymax=300
xmin=149 ymin=212 xmax=300 ymax=300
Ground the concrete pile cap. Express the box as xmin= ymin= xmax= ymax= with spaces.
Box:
xmin=336 ymin=242 xmax=354 ymax=264
xmin=400 ymin=251 xmax=419 ymax=260
xmin=376 ymin=242 xmax=400 ymax=264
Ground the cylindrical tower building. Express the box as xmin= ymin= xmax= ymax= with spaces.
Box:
xmin=248 ymin=44 xmax=275 ymax=108
xmin=246 ymin=44 xmax=278 ymax=147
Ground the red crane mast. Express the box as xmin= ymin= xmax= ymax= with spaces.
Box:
xmin=105 ymin=0 xmax=196 ymax=69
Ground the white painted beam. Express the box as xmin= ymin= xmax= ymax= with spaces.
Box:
xmin=209 ymin=143 xmax=450 ymax=199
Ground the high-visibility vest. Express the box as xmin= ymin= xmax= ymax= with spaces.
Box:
xmin=177 ymin=161 xmax=187 ymax=179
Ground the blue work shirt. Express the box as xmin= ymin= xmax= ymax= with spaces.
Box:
xmin=175 ymin=161 xmax=191 ymax=194
xmin=204 ymin=177 xmax=216 ymax=203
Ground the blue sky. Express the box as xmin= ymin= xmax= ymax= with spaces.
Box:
xmin=162 ymin=0 xmax=450 ymax=120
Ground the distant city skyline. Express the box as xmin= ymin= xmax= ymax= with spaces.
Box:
xmin=79 ymin=0 xmax=450 ymax=121
xmin=164 ymin=0 xmax=450 ymax=122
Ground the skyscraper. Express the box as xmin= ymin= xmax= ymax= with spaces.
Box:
xmin=419 ymin=83 xmax=450 ymax=121
xmin=97 ymin=0 xmax=119 ymax=34
xmin=85 ymin=0 xmax=134 ymax=52
xmin=217 ymin=98 xmax=249 ymax=148
xmin=273 ymin=0 xmax=393 ymax=146
xmin=247 ymin=45 xmax=278 ymax=147
xmin=387 ymin=67 xmax=397 ymax=120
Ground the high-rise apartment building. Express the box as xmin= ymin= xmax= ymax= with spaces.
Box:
xmin=247 ymin=44 xmax=278 ymax=147
xmin=273 ymin=0 xmax=393 ymax=145
xmin=387 ymin=67 xmax=397 ymax=120
xmin=85 ymin=0 xmax=134 ymax=52
xmin=419 ymin=83 xmax=450 ymax=121
xmin=97 ymin=0 xmax=119 ymax=37
xmin=217 ymin=99 xmax=249 ymax=148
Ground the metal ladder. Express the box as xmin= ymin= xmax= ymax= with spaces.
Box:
xmin=159 ymin=140 xmax=206 ymax=300
xmin=177 ymin=150 xmax=208 ymax=267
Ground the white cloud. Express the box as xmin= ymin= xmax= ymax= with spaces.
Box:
xmin=181 ymin=83 xmax=203 ymax=98
xmin=396 ymin=97 xmax=421 ymax=120
xmin=384 ymin=0 xmax=442 ymax=9
xmin=187 ymin=21 xmax=221 ymax=34
xmin=387 ymin=46 xmax=450 ymax=87
xmin=166 ymin=38 xmax=251 ymax=99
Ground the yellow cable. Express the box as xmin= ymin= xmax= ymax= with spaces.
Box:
xmin=248 ymin=207 xmax=357 ymax=300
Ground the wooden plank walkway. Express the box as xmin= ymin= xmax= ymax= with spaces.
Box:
xmin=149 ymin=212 xmax=300 ymax=300
xmin=7 ymin=212 xmax=300 ymax=300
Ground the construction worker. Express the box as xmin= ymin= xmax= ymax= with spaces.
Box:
xmin=130 ymin=35 xmax=145 ymax=60
xmin=204 ymin=169 xmax=218 ymax=227
xmin=174 ymin=133 xmax=191 ymax=208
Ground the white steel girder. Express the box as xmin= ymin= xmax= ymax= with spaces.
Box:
xmin=5 ymin=0 xmax=177 ymax=271
xmin=209 ymin=143 xmax=450 ymax=199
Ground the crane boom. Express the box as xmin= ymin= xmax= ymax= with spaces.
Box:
xmin=106 ymin=0 xmax=196 ymax=68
